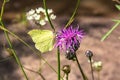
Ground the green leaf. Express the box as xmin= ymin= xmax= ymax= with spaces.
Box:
xmin=101 ymin=22 xmax=120 ymax=41
xmin=28 ymin=29 xmax=54 ymax=53
xmin=115 ymin=4 xmax=120 ymax=10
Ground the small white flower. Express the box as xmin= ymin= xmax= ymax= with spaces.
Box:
xmin=39 ymin=20 xmax=46 ymax=26
xmin=26 ymin=9 xmax=35 ymax=20
xmin=95 ymin=61 xmax=102 ymax=66
xmin=35 ymin=15 xmax=40 ymax=20
xmin=33 ymin=13 xmax=40 ymax=20
xmin=28 ymin=9 xmax=35 ymax=15
xmin=45 ymin=17 xmax=48 ymax=21
xmin=48 ymin=9 xmax=53 ymax=14
xmin=33 ymin=13 xmax=37 ymax=17
xmin=36 ymin=7 xmax=45 ymax=13
xmin=50 ymin=14 xmax=56 ymax=19
xmin=27 ymin=16 xmax=33 ymax=20
xmin=92 ymin=61 xmax=102 ymax=71
xmin=26 ymin=7 xmax=56 ymax=26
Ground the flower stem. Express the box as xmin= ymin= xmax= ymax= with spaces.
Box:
xmin=66 ymin=74 xmax=69 ymax=80
xmin=0 ymin=22 xmax=29 ymax=80
xmin=1 ymin=23 xmax=29 ymax=80
xmin=43 ymin=0 xmax=55 ymax=32
xmin=65 ymin=0 xmax=80 ymax=28
xmin=0 ymin=0 xmax=5 ymax=21
xmin=75 ymin=54 xmax=88 ymax=80
xmin=89 ymin=57 xmax=94 ymax=80
xmin=57 ymin=47 xmax=61 ymax=80
xmin=0 ymin=0 xmax=28 ymax=80
xmin=63 ymin=74 xmax=69 ymax=80
xmin=0 ymin=26 xmax=63 ymax=79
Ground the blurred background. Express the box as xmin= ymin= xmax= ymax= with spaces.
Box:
xmin=0 ymin=0 xmax=118 ymax=22
xmin=0 ymin=0 xmax=120 ymax=80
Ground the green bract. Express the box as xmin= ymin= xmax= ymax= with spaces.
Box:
xmin=28 ymin=29 xmax=54 ymax=53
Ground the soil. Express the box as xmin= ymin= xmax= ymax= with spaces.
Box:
xmin=0 ymin=0 xmax=120 ymax=80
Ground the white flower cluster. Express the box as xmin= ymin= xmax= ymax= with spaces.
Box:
xmin=92 ymin=61 xmax=102 ymax=71
xmin=26 ymin=7 xmax=56 ymax=26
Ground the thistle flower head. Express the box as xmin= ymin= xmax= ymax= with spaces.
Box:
xmin=56 ymin=25 xmax=84 ymax=59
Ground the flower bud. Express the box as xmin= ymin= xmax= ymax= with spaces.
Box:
xmin=85 ymin=50 xmax=93 ymax=58
xmin=62 ymin=65 xmax=71 ymax=74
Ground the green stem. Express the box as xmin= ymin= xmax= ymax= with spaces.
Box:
xmin=57 ymin=47 xmax=61 ymax=80
xmin=11 ymin=49 xmax=29 ymax=80
xmin=75 ymin=54 xmax=88 ymax=80
xmin=63 ymin=74 xmax=69 ymax=80
xmin=23 ymin=66 xmax=46 ymax=80
xmin=89 ymin=57 xmax=94 ymax=80
xmin=0 ymin=0 xmax=28 ymax=80
xmin=0 ymin=0 xmax=5 ymax=21
xmin=101 ymin=22 xmax=120 ymax=41
xmin=0 ymin=1 xmax=63 ymax=80
xmin=0 ymin=1 xmax=63 ymax=79
xmin=0 ymin=26 xmax=59 ymax=76
xmin=43 ymin=0 xmax=55 ymax=32
xmin=65 ymin=0 xmax=80 ymax=28
xmin=66 ymin=74 xmax=68 ymax=80
xmin=0 ymin=22 xmax=29 ymax=80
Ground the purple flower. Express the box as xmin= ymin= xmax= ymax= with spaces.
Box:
xmin=56 ymin=25 xmax=84 ymax=60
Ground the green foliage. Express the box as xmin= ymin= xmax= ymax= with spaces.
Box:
xmin=115 ymin=4 xmax=120 ymax=10
xmin=101 ymin=22 xmax=120 ymax=41
xmin=28 ymin=29 xmax=54 ymax=53
xmin=101 ymin=4 xmax=120 ymax=41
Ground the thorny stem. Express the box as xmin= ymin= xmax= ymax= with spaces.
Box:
xmin=75 ymin=54 xmax=88 ymax=80
xmin=65 ymin=0 xmax=80 ymax=28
